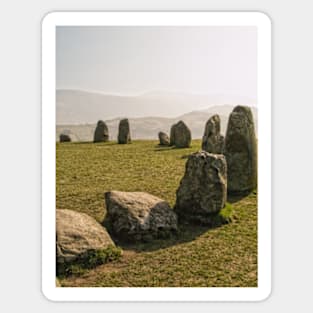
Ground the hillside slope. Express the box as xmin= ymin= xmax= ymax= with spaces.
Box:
xmin=56 ymin=89 xmax=257 ymax=124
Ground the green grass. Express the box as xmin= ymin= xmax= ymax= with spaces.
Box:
xmin=57 ymin=245 xmax=123 ymax=277
xmin=56 ymin=140 xmax=257 ymax=287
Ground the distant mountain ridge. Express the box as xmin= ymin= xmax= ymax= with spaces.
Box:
xmin=56 ymin=104 xmax=258 ymax=142
xmin=56 ymin=89 xmax=257 ymax=125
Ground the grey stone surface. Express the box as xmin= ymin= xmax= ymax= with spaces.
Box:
xmin=175 ymin=151 xmax=227 ymax=224
xmin=118 ymin=119 xmax=131 ymax=144
xmin=158 ymin=131 xmax=170 ymax=146
xmin=56 ymin=209 xmax=114 ymax=265
xmin=59 ymin=134 xmax=71 ymax=142
xmin=93 ymin=120 xmax=109 ymax=142
xmin=105 ymin=191 xmax=178 ymax=242
xmin=224 ymin=105 xmax=257 ymax=193
xmin=201 ymin=114 xmax=224 ymax=153
xmin=169 ymin=120 xmax=191 ymax=148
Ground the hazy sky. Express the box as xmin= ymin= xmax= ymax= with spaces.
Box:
xmin=56 ymin=26 xmax=257 ymax=99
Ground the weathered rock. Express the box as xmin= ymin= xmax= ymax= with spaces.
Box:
xmin=174 ymin=151 xmax=227 ymax=224
xmin=224 ymin=105 xmax=257 ymax=193
xmin=56 ymin=209 xmax=114 ymax=267
xmin=169 ymin=120 xmax=191 ymax=148
xmin=93 ymin=120 xmax=109 ymax=142
xmin=105 ymin=191 xmax=178 ymax=242
xmin=158 ymin=131 xmax=170 ymax=146
xmin=169 ymin=124 xmax=175 ymax=146
xmin=118 ymin=119 xmax=131 ymax=144
xmin=201 ymin=114 xmax=224 ymax=153
xmin=59 ymin=134 xmax=71 ymax=142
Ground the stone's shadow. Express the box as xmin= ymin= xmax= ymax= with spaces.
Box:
xmin=71 ymin=141 xmax=96 ymax=144
xmin=227 ymin=190 xmax=256 ymax=203
xmin=154 ymin=146 xmax=193 ymax=152
xmin=103 ymin=191 xmax=253 ymax=253
xmin=154 ymin=145 xmax=175 ymax=151
xmin=106 ymin=219 xmax=229 ymax=253
xmin=71 ymin=141 xmax=117 ymax=145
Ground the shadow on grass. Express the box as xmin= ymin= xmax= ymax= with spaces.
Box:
xmin=154 ymin=145 xmax=175 ymax=152
xmin=118 ymin=223 xmax=219 ymax=253
xmin=227 ymin=189 xmax=257 ymax=203
xmin=104 ymin=204 xmax=234 ymax=253
xmin=72 ymin=141 xmax=93 ymax=144
xmin=69 ymin=141 xmax=119 ymax=146
xmin=154 ymin=145 xmax=195 ymax=152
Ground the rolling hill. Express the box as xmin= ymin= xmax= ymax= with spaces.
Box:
xmin=56 ymin=89 xmax=257 ymax=141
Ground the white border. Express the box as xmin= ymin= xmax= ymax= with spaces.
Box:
xmin=42 ymin=11 xmax=271 ymax=302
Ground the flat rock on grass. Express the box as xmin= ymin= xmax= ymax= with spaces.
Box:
xmin=56 ymin=209 xmax=115 ymax=270
xmin=175 ymin=151 xmax=227 ymax=224
xmin=59 ymin=134 xmax=71 ymax=142
xmin=105 ymin=191 xmax=178 ymax=242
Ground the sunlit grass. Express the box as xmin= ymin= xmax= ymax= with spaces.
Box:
xmin=57 ymin=140 xmax=257 ymax=287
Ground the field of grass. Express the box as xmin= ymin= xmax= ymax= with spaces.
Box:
xmin=56 ymin=140 xmax=257 ymax=287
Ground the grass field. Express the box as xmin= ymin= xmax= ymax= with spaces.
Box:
xmin=56 ymin=140 xmax=257 ymax=287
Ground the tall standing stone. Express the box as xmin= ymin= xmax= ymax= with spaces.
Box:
xmin=224 ymin=105 xmax=257 ymax=193
xmin=93 ymin=120 xmax=109 ymax=142
xmin=201 ymin=114 xmax=224 ymax=153
xmin=174 ymin=151 xmax=227 ymax=224
xmin=118 ymin=119 xmax=131 ymax=144
xmin=169 ymin=120 xmax=191 ymax=148
xmin=169 ymin=123 xmax=176 ymax=146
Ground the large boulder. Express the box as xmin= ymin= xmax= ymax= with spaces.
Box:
xmin=105 ymin=191 xmax=178 ymax=242
xmin=174 ymin=151 xmax=227 ymax=224
xmin=59 ymin=134 xmax=71 ymax=142
xmin=224 ymin=105 xmax=257 ymax=194
xmin=201 ymin=114 xmax=224 ymax=154
xmin=56 ymin=209 xmax=115 ymax=269
xmin=94 ymin=120 xmax=109 ymax=142
xmin=118 ymin=119 xmax=131 ymax=144
xmin=169 ymin=120 xmax=191 ymax=148
xmin=158 ymin=131 xmax=170 ymax=146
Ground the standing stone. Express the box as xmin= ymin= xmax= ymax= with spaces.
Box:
xmin=118 ymin=119 xmax=131 ymax=144
xmin=169 ymin=120 xmax=191 ymax=148
xmin=105 ymin=191 xmax=178 ymax=242
xmin=174 ymin=151 xmax=227 ymax=224
xmin=224 ymin=105 xmax=257 ymax=193
xmin=59 ymin=134 xmax=71 ymax=142
xmin=158 ymin=131 xmax=170 ymax=146
xmin=169 ymin=123 xmax=176 ymax=146
xmin=201 ymin=114 xmax=224 ymax=154
xmin=93 ymin=120 xmax=109 ymax=142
